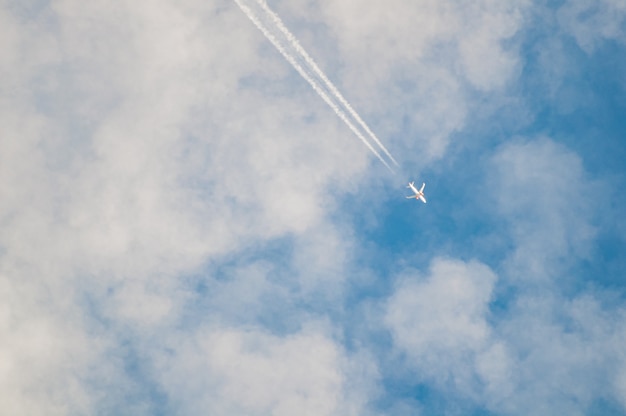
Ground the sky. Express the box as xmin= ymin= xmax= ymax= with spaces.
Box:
xmin=1 ymin=0 xmax=626 ymax=415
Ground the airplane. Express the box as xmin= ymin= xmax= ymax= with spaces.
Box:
xmin=406 ymin=182 xmax=427 ymax=203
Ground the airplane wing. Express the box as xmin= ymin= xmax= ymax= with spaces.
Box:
xmin=419 ymin=183 xmax=425 ymax=193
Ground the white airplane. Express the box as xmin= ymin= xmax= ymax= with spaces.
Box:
xmin=406 ymin=182 xmax=427 ymax=203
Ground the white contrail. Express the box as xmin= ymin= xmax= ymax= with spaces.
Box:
xmin=234 ymin=0 xmax=395 ymax=172
xmin=235 ymin=0 xmax=394 ymax=172
xmin=254 ymin=0 xmax=399 ymax=168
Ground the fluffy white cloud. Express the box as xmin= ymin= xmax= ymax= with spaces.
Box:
xmin=0 ymin=0 xmax=373 ymax=412
xmin=269 ymin=0 xmax=528 ymax=160
xmin=384 ymin=253 xmax=626 ymax=415
xmin=0 ymin=302 xmax=97 ymax=415
xmin=479 ymin=137 xmax=626 ymax=414
xmin=489 ymin=138 xmax=597 ymax=282
xmin=558 ymin=0 xmax=626 ymax=53
xmin=493 ymin=293 xmax=626 ymax=415
xmin=383 ymin=136 xmax=625 ymax=414
xmin=385 ymin=257 xmax=505 ymax=398
xmin=151 ymin=325 xmax=377 ymax=415
xmin=317 ymin=0 xmax=524 ymax=88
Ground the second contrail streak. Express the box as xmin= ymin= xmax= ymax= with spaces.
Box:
xmin=234 ymin=0 xmax=397 ymax=172
xmin=255 ymin=0 xmax=399 ymax=168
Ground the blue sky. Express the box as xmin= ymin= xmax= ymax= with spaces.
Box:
xmin=1 ymin=0 xmax=626 ymax=415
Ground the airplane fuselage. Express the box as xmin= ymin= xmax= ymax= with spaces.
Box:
xmin=406 ymin=181 xmax=427 ymax=203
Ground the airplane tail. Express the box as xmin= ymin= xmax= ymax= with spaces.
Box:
xmin=407 ymin=182 xmax=414 ymax=188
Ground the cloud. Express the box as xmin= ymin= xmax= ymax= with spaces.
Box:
xmin=268 ymin=0 xmax=528 ymax=160
xmin=0 ymin=300 xmax=100 ymax=415
xmin=151 ymin=324 xmax=377 ymax=415
xmin=494 ymin=292 xmax=626 ymax=415
xmin=0 ymin=0 xmax=368 ymax=411
xmin=476 ymin=137 xmax=625 ymax=414
xmin=557 ymin=0 xmax=626 ymax=53
xmin=0 ymin=0 xmax=385 ymax=413
xmin=489 ymin=137 xmax=598 ymax=282
xmin=385 ymin=257 xmax=503 ymax=398
xmin=383 ymin=245 xmax=626 ymax=415
xmin=382 ymin=135 xmax=626 ymax=414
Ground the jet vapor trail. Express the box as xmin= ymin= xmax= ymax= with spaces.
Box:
xmin=234 ymin=0 xmax=397 ymax=172
xmin=255 ymin=0 xmax=399 ymax=168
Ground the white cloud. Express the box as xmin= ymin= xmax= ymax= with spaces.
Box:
xmin=0 ymin=0 xmax=373 ymax=280
xmin=383 ymin=135 xmax=626 ymax=413
xmin=268 ymin=0 xmax=528 ymax=160
xmin=474 ymin=136 xmax=626 ymax=414
xmin=385 ymin=257 xmax=503 ymax=397
xmin=457 ymin=2 xmax=523 ymax=91
xmin=152 ymin=324 xmax=377 ymax=415
xmin=0 ymin=302 xmax=95 ymax=415
xmin=493 ymin=293 xmax=626 ymax=415
xmin=0 ymin=0 xmax=375 ymax=412
xmin=489 ymin=137 xmax=598 ymax=282
xmin=316 ymin=0 xmax=525 ymax=85
xmin=384 ymin=256 xmax=626 ymax=415
xmin=558 ymin=0 xmax=626 ymax=53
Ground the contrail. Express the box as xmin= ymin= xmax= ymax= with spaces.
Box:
xmin=254 ymin=0 xmax=399 ymax=168
xmin=234 ymin=0 xmax=397 ymax=172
